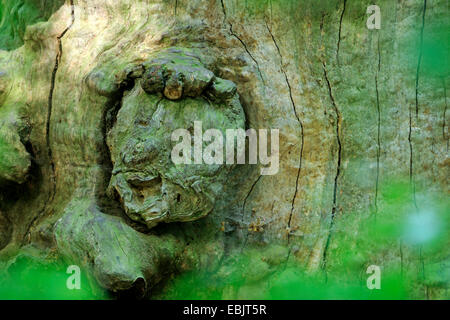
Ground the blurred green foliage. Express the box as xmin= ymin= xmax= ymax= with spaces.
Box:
xmin=159 ymin=180 xmax=449 ymax=300
xmin=1 ymin=180 xmax=446 ymax=300
xmin=0 ymin=252 xmax=108 ymax=300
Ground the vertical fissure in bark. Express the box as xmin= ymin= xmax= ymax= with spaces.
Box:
xmin=23 ymin=1 xmax=75 ymax=243
xmin=336 ymin=0 xmax=347 ymax=66
xmin=415 ymin=0 xmax=427 ymax=119
xmin=220 ymin=0 xmax=265 ymax=85
xmin=264 ymin=20 xmax=304 ymax=243
xmin=321 ymin=63 xmax=342 ymax=271
xmin=374 ymin=34 xmax=381 ymax=215
xmin=46 ymin=0 xmax=75 ymax=195
xmin=241 ymin=174 xmax=263 ymax=249
xmin=242 ymin=175 xmax=262 ymax=224
xmin=47 ymin=0 xmax=75 ymax=190
xmin=408 ymin=1 xmax=426 ymax=210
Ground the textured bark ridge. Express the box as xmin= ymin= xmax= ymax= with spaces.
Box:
xmin=0 ymin=0 xmax=448 ymax=299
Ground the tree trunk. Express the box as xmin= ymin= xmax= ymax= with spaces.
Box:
xmin=0 ymin=0 xmax=448 ymax=299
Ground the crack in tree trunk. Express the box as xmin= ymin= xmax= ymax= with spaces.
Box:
xmin=220 ymin=0 xmax=266 ymax=85
xmin=23 ymin=0 xmax=75 ymax=243
xmin=336 ymin=0 xmax=347 ymax=66
xmin=242 ymin=174 xmax=262 ymax=225
xmin=241 ymin=174 xmax=263 ymax=250
xmin=415 ymin=0 xmax=427 ymax=119
xmin=321 ymin=62 xmax=342 ymax=273
xmin=374 ymin=34 xmax=381 ymax=216
xmin=409 ymin=0 xmax=426 ymax=211
xmin=264 ymin=20 xmax=304 ymax=243
xmin=408 ymin=1 xmax=427 ymax=211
